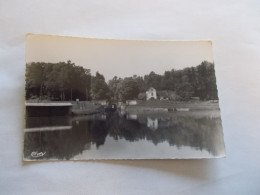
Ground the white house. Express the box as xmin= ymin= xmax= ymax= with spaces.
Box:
xmin=146 ymin=87 xmax=157 ymax=100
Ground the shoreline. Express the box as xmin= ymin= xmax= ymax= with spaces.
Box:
xmin=25 ymin=100 xmax=220 ymax=116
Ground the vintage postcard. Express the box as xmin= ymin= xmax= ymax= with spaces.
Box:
xmin=24 ymin=34 xmax=225 ymax=160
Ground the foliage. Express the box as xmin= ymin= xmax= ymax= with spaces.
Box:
xmin=26 ymin=61 xmax=91 ymax=101
xmin=90 ymin=72 xmax=110 ymax=100
xmin=107 ymin=61 xmax=218 ymax=101
xmin=119 ymin=78 xmax=140 ymax=102
xmin=25 ymin=60 xmax=218 ymax=101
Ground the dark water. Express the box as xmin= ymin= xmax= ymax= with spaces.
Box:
xmin=23 ymin=110 xmax=225 ymax=160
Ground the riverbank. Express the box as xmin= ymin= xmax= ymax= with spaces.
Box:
xmin=26 ymin=99 xmax=220 ymax=116
xmin=26 ymin=100 xmax=103 ymax=115
xmin=70 ymin=101 xmax=103 ymax=115
xmin=125 ymin=100 xmax=220 ymax=113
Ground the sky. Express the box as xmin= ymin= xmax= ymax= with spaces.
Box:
xmin=26 ymin=34 xmax=214 ymax=81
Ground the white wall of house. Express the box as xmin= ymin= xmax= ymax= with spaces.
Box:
xmin=146 ymin=87 xmax=157 ymax=100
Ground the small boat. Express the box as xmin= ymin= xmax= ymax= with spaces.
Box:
xmin=104 ymin=104 xmax=117 ymax=113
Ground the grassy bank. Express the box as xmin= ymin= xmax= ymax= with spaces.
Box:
xmin=125 ymin=100 xmax=220 ymax=112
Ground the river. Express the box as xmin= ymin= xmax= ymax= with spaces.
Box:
xmin=23 ymin=110 xmax=225 ymax=160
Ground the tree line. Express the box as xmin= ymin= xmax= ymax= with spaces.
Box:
xmin=25 ymin=60 xmax=218 ymax=101
xmin=108 ymin=60 xmax=218 ymax=101
xmin=26 ymin=61 xmax=91 ymax=101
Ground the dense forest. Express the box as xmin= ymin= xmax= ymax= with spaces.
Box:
xmin=25 ymin=60 xmax=218 ymax=101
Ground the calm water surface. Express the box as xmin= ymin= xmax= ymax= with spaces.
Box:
xmin=24 ymin=110 xmax=225 ymax=160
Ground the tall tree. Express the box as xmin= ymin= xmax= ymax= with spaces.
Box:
xmin=118 ymin=78 xmax=140 ymax=102
xmin=144 ymin=71 xmax=162 ymax=90
xmin=90 ymin=72 xmax=110 ymax=100
xmin=25 ymin=62 xmax=45 ymax=100
xmin=108 ymin=76 xmax=122 ymax=101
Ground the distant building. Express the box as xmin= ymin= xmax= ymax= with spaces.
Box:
xmin=146 ymin=87 xmax=157 ymax=100
xmin=126 ymin=100 xmax=137 ymax=105
xmin=159 ymin=96 xmax=169 ymax=101
xmin=157 ymin=90 xmax=177 ymax=101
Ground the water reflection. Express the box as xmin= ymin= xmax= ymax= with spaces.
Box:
xmin=24 ymin=111 xmax=225 ymax=160
xmin=147 ymin=117 xmax=158 ymax=130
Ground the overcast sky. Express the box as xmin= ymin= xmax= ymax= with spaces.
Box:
xmin=26 ymin=34 xmax=214 ymax=81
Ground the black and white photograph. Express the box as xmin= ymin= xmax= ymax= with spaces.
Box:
xmin=24 ymin=34 xmax=226 ymax=160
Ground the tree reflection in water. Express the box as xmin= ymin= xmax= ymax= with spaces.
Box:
xmin=24 ymin=111 xmax=224 ymax=160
